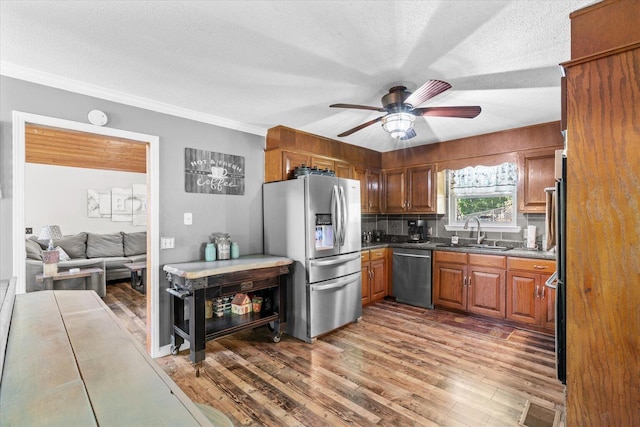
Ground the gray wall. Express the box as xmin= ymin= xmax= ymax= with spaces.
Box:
xmin=0 ymin=76 xmax=265 ymax=345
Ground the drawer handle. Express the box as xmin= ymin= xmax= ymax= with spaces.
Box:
xmin=534 ymin=265 xmax=548 ymax=270
xmin=240 ymin=281 xmax=254 ymax=291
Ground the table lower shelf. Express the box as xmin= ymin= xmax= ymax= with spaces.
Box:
xmin=174 ymin=310 xmax=280 ymax=342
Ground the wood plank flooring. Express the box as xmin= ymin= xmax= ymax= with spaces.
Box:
xmin=104 ymin=282 xmax=566 ymax=427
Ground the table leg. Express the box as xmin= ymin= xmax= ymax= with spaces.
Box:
xmin=140 ymin=269 xmax=147 ymax=294
xmin=170 ymin=290 xmax=184 ymax=354
xmin=43 ymin=277 xmax=54 ymax=291
xmin=188 ymin=288 xmax=206 ymax=365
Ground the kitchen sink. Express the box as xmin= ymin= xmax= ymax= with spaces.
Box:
xmin=435 ymin=243 xmax=512 ymax=251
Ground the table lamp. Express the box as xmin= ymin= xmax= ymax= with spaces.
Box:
xmin=39 ymin=225 xmax=62 ymax=276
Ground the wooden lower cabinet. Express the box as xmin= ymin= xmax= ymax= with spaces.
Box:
xmin=361 ymin=248 xmax=388 ymax=305
xmin=506 ymin=257 xmax=556 ymax=332
xmin=434 ymin=252 xmax=555 ymax=331
xmin=433 ymin=252 xmax=506 ymax=320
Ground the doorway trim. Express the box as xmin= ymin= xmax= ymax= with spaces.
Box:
xmin=12 ymin=111 xmax=162 ymax=357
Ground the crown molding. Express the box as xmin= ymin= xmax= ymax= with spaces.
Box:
xmin=0 ymin=61 xmax=267 ymax=137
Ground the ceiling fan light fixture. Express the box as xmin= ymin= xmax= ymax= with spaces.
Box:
xmin=381 ymin=112 xmax=415 ymax=139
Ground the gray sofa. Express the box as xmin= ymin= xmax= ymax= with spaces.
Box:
xmin=25 ymin=231 xmax=146 ymax=297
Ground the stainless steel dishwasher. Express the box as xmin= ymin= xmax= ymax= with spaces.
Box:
xmin=392 ymin=248 xmax=433 ymax=308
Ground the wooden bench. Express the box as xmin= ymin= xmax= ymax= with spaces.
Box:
xmin=0 ymin=289 xmax=215 ymax=426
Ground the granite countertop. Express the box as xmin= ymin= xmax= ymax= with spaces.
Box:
xmin=361 ymin=241 xmax=555 ymax=260
xmin=163 ymin=254 xmax=293 ymax=279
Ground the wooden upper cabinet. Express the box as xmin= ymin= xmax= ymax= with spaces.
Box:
xmin=382 ymin=164 xmax=436 ymax=213
xmin=367 ymin=169 xmax=381 ymax=213
xmin=283 ymin=151 xmax=311 ymax=180
xmin=334 ymin=161 xmax=353 ymax=179
xmin=311 ymin=156 xmax=335 ymax=172
xmin=382 ymin=168 xmax=407 ymax=213
xmin=354 ymin=166 xmax=381 ymax=213
xmin=407 ymin=164 xmax=435 ymax=212
xmin=518 ymin=149 xmax=556 ymax=213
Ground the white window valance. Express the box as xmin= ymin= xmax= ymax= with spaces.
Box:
xmin=449 ymin=162 xmax=517 ymax=195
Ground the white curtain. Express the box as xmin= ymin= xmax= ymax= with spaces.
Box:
xmin=449 ymin=162 xmax=517 ymax=195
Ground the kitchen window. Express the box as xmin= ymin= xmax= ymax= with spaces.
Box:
xmin=444 ymin=162 xmax=521 ymax=232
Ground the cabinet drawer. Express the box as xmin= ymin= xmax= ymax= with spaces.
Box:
xmin=468 ymin=253 xmax=506 ymax=269
xmin=507 ymin=257 xmax=555 ymax=273
xmin=434 ymin=251 xmax=467 ymax=264
xmin=370 ymin=248 xmax=386 ymax=260
xmin=361 ymin=251 xmax=370 ymax=262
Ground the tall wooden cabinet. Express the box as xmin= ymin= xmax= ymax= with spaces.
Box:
xmin=564 ymin=1 xmax=640 ymax=425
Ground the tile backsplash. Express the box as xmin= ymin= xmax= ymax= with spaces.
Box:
xmin=362 ymin=213 xmax=547 ymax=248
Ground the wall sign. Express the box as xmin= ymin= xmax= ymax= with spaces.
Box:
xmin=184 ymin=148 xmax=245 ymax=195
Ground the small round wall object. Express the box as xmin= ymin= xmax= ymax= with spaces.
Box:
xmin=88 ymin=109 xmax=108 ymax=126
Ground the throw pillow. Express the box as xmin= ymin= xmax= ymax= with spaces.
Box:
xmin=35 ymin=232 xmax=88 ymax=259
xmin=25 ymin=238 xmax=43 ymax=260
xmin=123 ymin=231 xmax=147 ymax=256
xmin=86 ymin=232 xmax=124 ymax=258
xmin=55 ymin=246 xmax=71 ymax=261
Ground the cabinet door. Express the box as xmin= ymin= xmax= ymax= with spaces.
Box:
xmin=361 ymin=251 xmax=371 ymax=305
xmin=283 ymin=151 xmax=311 ymax=180
xmin=467 ymin=267 xmax=506 ymax=319
xmin=370 ymin=257 xmax=387 ymax=302
xmin=353 ymin=166 xmax=369 ymax=212
xmin=367 ymin=169 xmax=381 ymax=213
xmin=311 ymin=156 xmax=335 ymax=172
xmin=506 ymin=272 xmax=539 ymax=325
xmin=335 ymin=162 xmax=353 ymax=179
xmin=407 ymin=164 xmax=435 ymax=212
xmin=540 ymin=273 xmax=556 ymax=331
xmin=361 ymin=263 xmax=371 ymax=305
xmin=518 ymin=149 xmax=556 ymax=213
xmin=433 ymin=263 xmax=466 ymax=311
xmin=382 ymin=168 xmax=406 ymax=213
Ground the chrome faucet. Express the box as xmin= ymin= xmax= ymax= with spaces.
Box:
xmin=464 ymin=216 xmax=485 ymax=244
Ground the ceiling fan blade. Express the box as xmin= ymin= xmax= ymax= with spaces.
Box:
xmin=404 ymin=80 xmax=452 ymax=108
xmin=330 ymin=103 xmax=386 ymax=112
xmin=415 ymin=106 xmax=482 ymax=118
xmin=399 ymin=128 xmax=417 ymax=140
xmin=337 ymin=116 xmax=385 ymax=137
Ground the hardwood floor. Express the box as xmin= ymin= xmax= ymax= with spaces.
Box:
xmin=105 ymin=283 xmax=565 ymax=427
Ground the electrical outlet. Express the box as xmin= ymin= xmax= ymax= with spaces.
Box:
xmin=184 ymin=212 xmax=193 ymax=225
xmin=161 ymin=237 xmax=175 ymax=249
xmin=25 ymin=227 xmax=33 ymax=234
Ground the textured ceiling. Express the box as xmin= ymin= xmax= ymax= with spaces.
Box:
xmin=0 ymin=0 xmax=597 ymax=152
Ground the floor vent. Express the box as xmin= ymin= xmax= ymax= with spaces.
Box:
xmin=519 ymin=400 xmax=560 ymax=427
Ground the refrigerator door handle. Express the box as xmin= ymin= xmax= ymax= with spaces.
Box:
xmin=331 ymin=185 xmax=340 ymax=247
xmin=339 ymin=185 xmax=347 ymax=246
xmin=310 ymin=274 xmax=360 ymax=292
xmin=309 ymin=252 xmax=361 ymax=267
xmin=545 ymin=271 xmax=558 ymax=289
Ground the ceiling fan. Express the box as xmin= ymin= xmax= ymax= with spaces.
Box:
xmin=330 ymin=79 xmax=481 ymax=140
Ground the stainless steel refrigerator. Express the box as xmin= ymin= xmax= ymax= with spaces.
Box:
xmin=263 ymin=175 xmax=362 ymax=343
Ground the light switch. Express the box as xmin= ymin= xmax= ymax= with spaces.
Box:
xmin=184 ymin=212 xmax=193 ymax=225
xmin=161 ymin=237 xmax=175 ymax=249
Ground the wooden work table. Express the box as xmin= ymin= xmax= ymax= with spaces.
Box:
xmin=0 ymin=290 xmax=213 ymax=426
xmin=164 ymin=254 xmax=293 ymax=374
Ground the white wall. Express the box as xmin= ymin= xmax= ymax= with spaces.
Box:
xmin=24 ymin=163 xmax=146 ymax=237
